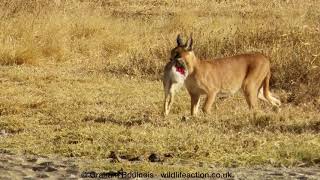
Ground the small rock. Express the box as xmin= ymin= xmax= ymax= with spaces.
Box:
xmin=181 ymin=116 xmax=189 ymax=122
xmin=108 ymin=151 xmax=120 ymax=163
xmin=32 ymin=166 xmax=46 ymax=171
xmin=148 ymin=153 xmax=162 ymax=162
xmin=32 ymin=165 xmax=57 ymax=172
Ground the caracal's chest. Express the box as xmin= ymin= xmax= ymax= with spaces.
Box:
xmin=184 ymin=75 xmax=207 ymax=95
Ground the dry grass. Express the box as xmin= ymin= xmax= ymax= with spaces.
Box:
xmin=0 ymin=0 xmax=319 ymax=173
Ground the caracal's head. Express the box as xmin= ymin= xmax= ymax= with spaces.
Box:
xmin=170 ymin=34 xmax=196 ymax=73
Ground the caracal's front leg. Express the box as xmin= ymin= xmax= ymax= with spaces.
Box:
xmin=202 ymin=91 xmax=218 ymax=114
xmin=190 ymin=93 xmax=201 ymax=116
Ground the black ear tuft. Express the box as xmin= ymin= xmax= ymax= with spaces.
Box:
xmin=176 ymin=34 xmax=184 ymax=47
xmin=185 ymin=33 xmax=193 ymax=51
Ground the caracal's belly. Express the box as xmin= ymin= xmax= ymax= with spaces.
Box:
xmin=219 ymin=81 xmax=242 ymax=95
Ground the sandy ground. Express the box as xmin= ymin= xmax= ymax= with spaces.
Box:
xmin=1 ymin=150 xmax=319 ymax=180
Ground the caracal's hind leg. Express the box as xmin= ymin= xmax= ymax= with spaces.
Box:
xmin=262 ymin=72 xmax=282 ymax=107
xmin=243 ymin=82 xmax=259 ymax=110
xmin=242 ymin=67 xmax=267 ymax=110
xmin=242 ymin=64 xmax=270 ymax=110
xmin=258 ymin=88 xmax=268 ymax=103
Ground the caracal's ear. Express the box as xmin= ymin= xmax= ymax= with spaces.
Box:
xmin=176 ymin=34 xmax=184 ymax=47
xmin=185 ymin=33 xmax=193 ymax=51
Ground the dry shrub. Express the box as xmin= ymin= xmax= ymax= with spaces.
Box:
xmin=0 ymin=17 xmax=41 ymax=65
xmin=38 ymin=21 xmax=70 ymax=62
xmin=0 ymin=0 xmax=319 ymax=105
xmin=0 ymin=47 xmax=39 ymax=65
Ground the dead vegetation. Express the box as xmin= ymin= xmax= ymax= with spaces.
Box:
xmin=0 ymin=0 xmax=319 ymax=173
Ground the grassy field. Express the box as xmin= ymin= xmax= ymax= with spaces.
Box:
xmin=0 ymin=0 xmax=319 ymax=173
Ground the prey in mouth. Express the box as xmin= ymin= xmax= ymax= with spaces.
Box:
xmin=174 ymin=59 xmax=187 ymax=76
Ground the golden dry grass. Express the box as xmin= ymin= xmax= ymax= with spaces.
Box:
xmin=0 ymin=0 xmax=319 ymax=173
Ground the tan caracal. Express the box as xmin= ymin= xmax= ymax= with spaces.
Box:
xmin=162 ymin=35 xmax=189 ymax=116
xmin=170 ymin=34 xmax=281 ymax=116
